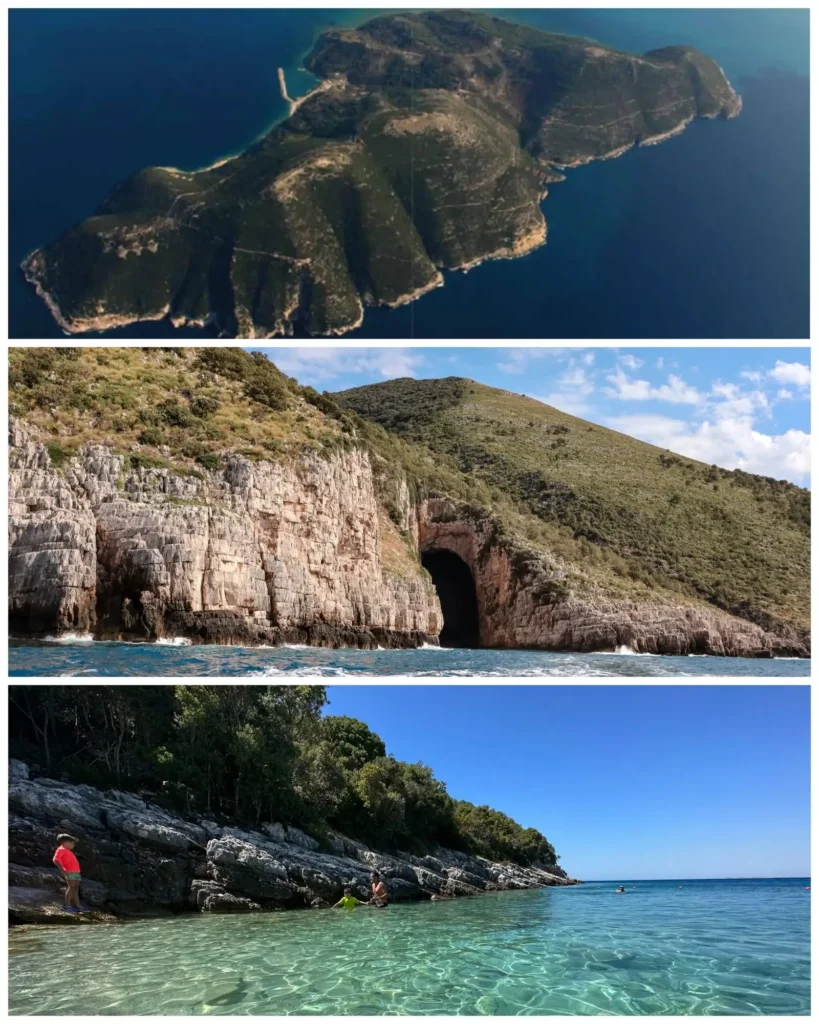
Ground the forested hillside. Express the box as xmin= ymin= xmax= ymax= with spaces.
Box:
xmin=9 ymin=685 xmax=558 ymax=868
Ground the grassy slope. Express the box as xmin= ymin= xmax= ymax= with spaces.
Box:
xmin=334 ymin=378 xmax=810 ymax=632
xmin=10 ymin=352 xmax=809 ymax=632
xmin=7 ymin=347 xmax=426 ymax=577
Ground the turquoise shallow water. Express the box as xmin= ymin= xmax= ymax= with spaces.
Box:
xmin=8 ymin=880 xmax=810 ymax=1015
xmin=8 ymin=640 xmax=810 ymax=677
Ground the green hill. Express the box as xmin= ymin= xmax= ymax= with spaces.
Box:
xmin=334 ymin=377 xmax=810 ymax=636
xmin=8 ymin=349 xmax=809 ymax=652
xmin=21 ymin=10 xmax=739 ymax=338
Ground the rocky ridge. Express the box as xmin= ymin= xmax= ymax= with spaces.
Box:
xmin=8 ymin=760 xmax=577 ymax=925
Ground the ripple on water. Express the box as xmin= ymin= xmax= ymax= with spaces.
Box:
xmin=8 ymin=880 xmax=810 ymax=1015
xmin=9 ymin=639 xmax=812 ymax=677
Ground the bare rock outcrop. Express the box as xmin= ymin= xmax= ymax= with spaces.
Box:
xmin=418 ymin=498 xmax=809 ymax=658
xmin=11 ymin=423 xmax=804 ymax=657
xmin=8 ymin=761 xmax=578 ymax=926
xmin=9 ymin=422 xmax=441 ymax=647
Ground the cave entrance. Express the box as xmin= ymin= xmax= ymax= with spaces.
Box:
xmin=421 ymin=549 xmax=481 ymax=648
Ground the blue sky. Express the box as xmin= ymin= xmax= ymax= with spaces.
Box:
xmin=321 ymin=685 xmax=810 ymax=881
xmin=257 ymin=347 xmax=811 ymax=485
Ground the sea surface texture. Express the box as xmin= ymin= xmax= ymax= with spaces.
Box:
xmin=8 ymin=639 xmax=810 ymax=677
xmin=9 ymin=879 xmax=810 ymax=1015
xmin=9 ymin=8 xmax=809 ymax=338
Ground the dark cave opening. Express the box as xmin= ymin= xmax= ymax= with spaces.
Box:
xmin=421 ymin=549 xmax=481 ymax=648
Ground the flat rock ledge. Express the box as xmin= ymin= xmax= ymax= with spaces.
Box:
xmin=8 ymin=760 xmax=579 ymax=926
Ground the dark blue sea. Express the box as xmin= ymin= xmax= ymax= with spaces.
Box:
xmin=8 ymin=638 xmax=811 ymax=677
xmin=9 ymin=8 xmax=809 ymax=339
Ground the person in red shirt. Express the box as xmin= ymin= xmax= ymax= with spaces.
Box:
xmin=52 ymin=834 xmax=83 ymax=912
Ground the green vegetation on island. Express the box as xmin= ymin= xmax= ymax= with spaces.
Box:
xmin=21 ymin=10 xmax=741 ymax=338
xmin=9 ymin=684 xmax=558 ymax=867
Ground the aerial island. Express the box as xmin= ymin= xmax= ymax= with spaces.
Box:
xmin=9 ymin=348 xmax=808 ymax=659
xmin=21 ymin=10 xmax=741 ymax=337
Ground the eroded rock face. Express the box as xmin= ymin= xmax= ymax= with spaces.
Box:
xmin=8 ymin=761 xmax=577 ymax=925
xmin=12 ymin=424 xmax=804 ymax=657
xmin=9 ymin=422 xmax=441 ymax=647
xmin=417 ymin=498 xmax=809 ymax=658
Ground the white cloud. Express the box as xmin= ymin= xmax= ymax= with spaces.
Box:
xmin=264 ymin=347 xmax=426 ymax=385
xmin=604 ymin=368 xmax=702 ymax=404
xmin=604 ymin=413 xmax=810 ymax=484
xmin=582 ymin=352 xmax=596 ymax=366
xmin=496 ymin=349 xmax=551 ymax=374
xmin=777 ymin=388 xmax=794 ymax=400
xmin=770 ymin=361 xmax=810 ymax=388
xmin=619 ymin=354 xmax=643 ymax=371
xmin=740 ymin=370 xmax=762 ymax=382
xmin=560 ymin=368 xmax=590 ymax=388
xmin=656 ymin=357 xmax=664 ymax=370
xmin=531 ymin=368 xmax=595 ymax=417
xmin=711 ymin=389 xmax=769 ymax=421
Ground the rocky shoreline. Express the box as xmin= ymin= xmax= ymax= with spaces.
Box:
xmin=8 ymin=760 xmax=579 ymax=927
xmin=9 ymin=421 xmax=808 ymax=658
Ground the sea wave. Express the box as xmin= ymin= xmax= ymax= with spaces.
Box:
xmin=42 ymin=632 xmax=95 ymax=643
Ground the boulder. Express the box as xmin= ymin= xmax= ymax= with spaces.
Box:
xmin=285 ymin=827 xmax=320 ymax=851
xmin=206 ymin=837 xmax=298 ymax=903
xmin=7 ymin=761 xmax=580 ymax=922
xmin=202 ymin=892 xmax=261 ymax=914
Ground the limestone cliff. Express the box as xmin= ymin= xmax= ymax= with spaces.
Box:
xmin=8 ymin=760 xmax=578 ymax=925
xmin=416 ymin=498 xmax=807 ymax=658
xmin=9 ymin=420 xmax=807 ymax=657
xmin=9 ymin=420 xmax=440 ymax=647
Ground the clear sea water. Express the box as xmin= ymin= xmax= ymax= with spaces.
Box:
xmin=8 ymin=639 xmax=810 ymax=677
xmin=8 ymin=879 xmax=810 ymax=1015
xmin=9 ymin=8 xmax=809 ymax=339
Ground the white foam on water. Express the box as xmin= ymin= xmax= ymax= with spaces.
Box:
xmin=601 ymin=645 xmax=657 ymax=657
xmin=42 ymin=632 xmax=95 ymax=643
xmin=260 ymin=666 xmax=353 ymax=677
xmin=155 ymin=637 xmax=193 ymax=647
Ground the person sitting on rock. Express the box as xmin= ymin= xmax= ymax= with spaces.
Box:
xmin=370 ymin=871 xmax=388 ymax=907
xmin=52 ymin=834 xmax=85 ymax=912
xmin=333 ymin=886 xmax=369 ymax=909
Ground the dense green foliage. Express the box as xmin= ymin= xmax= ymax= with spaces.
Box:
xmin=336 ymin=378 xmax=810 ymax=631
xmin=9 ymin=686 xmax=558 ymax=868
